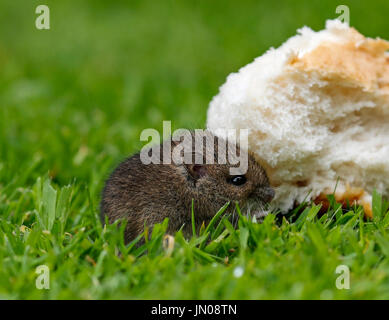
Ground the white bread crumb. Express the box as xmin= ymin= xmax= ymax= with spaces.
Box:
xmin=207 ymin=19 xmax=389 ymax=216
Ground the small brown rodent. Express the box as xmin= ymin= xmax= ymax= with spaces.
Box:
xmin=101 ymin=130 xmax=274 ymax=243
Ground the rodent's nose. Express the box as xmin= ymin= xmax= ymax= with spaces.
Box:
xmin=261 ymin=187 xmax=275 ymax=203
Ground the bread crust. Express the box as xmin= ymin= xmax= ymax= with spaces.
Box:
xmin=289 ymin=34 xmax=389 ymax=93
xmin=207 ymin=20 xmax=389 ymax=217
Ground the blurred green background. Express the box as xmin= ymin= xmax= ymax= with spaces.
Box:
xmin=1 ymin=0 xmax=388 ymax=197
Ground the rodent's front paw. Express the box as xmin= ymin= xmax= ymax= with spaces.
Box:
xmin=252 ymin=209 xmax=269 ymax=223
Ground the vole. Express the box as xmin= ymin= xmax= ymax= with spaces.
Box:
xmin=100 ymin=130 xmax=274 ymax=243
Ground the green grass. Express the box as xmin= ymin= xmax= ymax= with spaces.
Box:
xmin=2 ymin=177 xmax=389 ymax=299
xmin=1 ymin=0 xmax=389 ymax=299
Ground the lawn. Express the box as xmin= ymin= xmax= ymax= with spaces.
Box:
xmin=1 ymin=0 xmax=389 ymax=299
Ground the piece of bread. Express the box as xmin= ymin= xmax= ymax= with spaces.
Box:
xmin=207 ymin=20 xmax=389 ymax=217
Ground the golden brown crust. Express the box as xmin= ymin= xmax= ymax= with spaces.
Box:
xmin=313 ymin=186 xmax=373 ymax=219
xmin=287 ymin=27 xmax=388 ymax=218
xmin=289 ymin=28 xmax=389 ymax=95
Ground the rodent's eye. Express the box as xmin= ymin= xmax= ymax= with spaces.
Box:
xmin=228 ymin=175 xmax=247 ymax=186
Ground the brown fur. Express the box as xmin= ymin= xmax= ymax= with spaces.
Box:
xmin=101 ymin=131 xmax=274 ymax=243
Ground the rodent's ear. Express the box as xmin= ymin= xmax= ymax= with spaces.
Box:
xmin=187 ymin=164 xmax=207 ymax=180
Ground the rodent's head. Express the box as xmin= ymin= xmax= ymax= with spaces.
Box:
xmin=171 ymin=130 xmax=274 ymax=218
